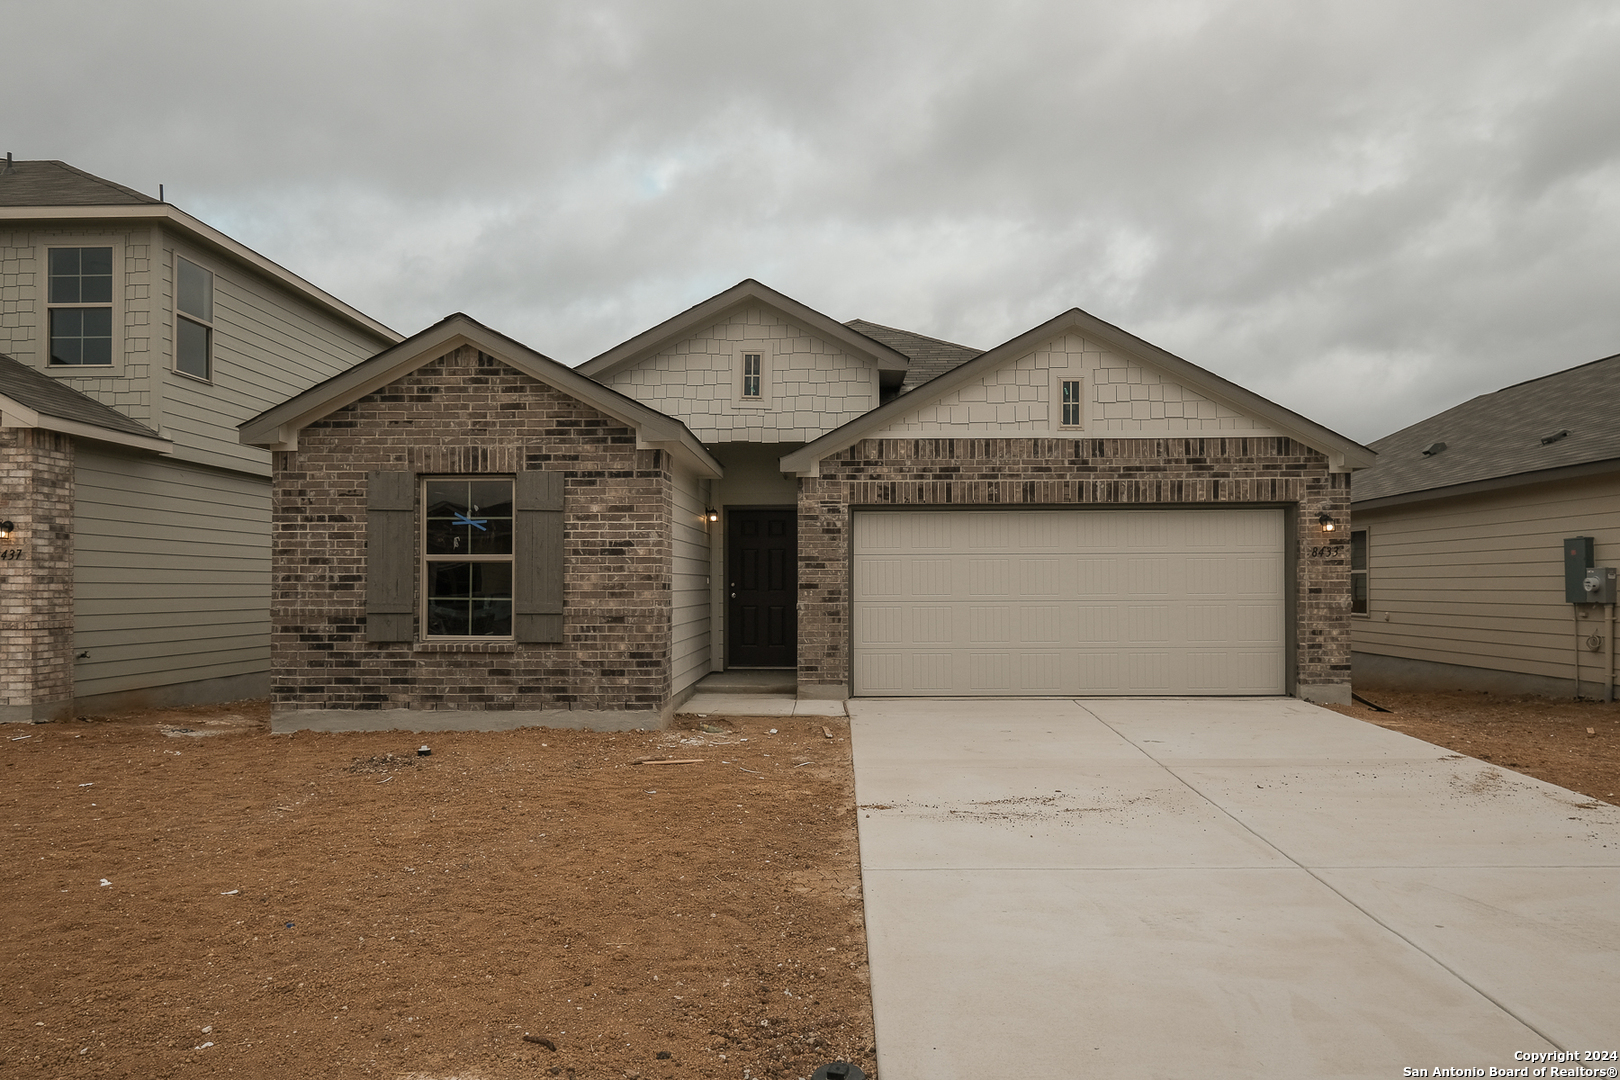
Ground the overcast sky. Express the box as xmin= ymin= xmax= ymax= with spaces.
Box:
xmin=9 ymin=1 xmax=1619 ymax=442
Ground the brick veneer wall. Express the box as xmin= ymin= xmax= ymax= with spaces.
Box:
xmin=797 ymin=436 xmax=1352 ymax=703
xmin=270 ymin=346 xmax=674 ymax=731
xmin=0 ymin=428 xmax=75 ymax=723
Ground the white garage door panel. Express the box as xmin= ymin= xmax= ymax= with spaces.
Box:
xmin=853 ymin=509 xmax=1287 ymax=696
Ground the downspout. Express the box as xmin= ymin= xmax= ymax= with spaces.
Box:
xmin=1574 ymin=607 xmax=1582 ymax=699
xmin=1608 ymin=602 xmax=1615 ymax=703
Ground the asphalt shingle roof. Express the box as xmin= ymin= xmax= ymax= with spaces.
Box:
xmin=1355 ymin=351 xmax=1620 ymax=504
xmin=845 ymin=319 xmax=982 ymax=392
xmin=0 ymin=159 xmax=161 ymax=207
xmin=0 ymin=352 xmax=162 ymax=440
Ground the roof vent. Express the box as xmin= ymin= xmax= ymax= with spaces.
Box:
xmin=1 ymin=152 xmax=15 ymax=176
xmin=1421 ymin=441 xmax=1447 ymax=457
xmin=1540 ymin=429 xmax=1570 ymax=445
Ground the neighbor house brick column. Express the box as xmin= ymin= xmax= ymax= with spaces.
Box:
xmin=0 ymin=428 xmax=76 ymax=723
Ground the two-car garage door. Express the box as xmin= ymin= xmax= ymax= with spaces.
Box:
xmin=852 ymin=509 xmax=1287 ymax=696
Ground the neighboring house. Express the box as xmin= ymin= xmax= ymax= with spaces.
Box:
xmin=244 ymin=280 xmax=1373 ymax=733
xmin=0 ymin=159 xmax=399 ymax=722
xmin=1351 ymin=351 xmax=1620 ymax=699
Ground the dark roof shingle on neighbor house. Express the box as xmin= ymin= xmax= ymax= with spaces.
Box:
xmin=1355 ymin=351 xmax=1620 ymax=505
xmin=0 ymin=352 xmax=163 ymax=440
xmin=0 ymin=158 xmax=162 ymax=207
xmin=845 ymin=319 xmax=982 ymax=393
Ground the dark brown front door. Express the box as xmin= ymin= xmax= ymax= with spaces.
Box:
xmin=727 ymin=508 xmax=797 ymax=668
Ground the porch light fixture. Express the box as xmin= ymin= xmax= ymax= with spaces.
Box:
xmin=705 ymin=508 xmax=719 ymax=523
xmin=0 ymin=520 xmax=12 ymax=539
xmin=1318 ymin=513 xmax=1336 ymax=533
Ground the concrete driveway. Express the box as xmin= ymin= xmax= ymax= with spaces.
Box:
xmin=849 ymin=697 xmax=1620 ymax=1080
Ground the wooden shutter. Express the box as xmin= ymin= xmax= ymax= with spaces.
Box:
xmin=366 ymin=471 xmax=415 ymax=642
xmin=514 ymin=470 xmax=564 ymax=643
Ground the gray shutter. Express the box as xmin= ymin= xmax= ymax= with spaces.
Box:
xmin=514 ymin=470 xmax=564 ymax=643
xmin=366 ymin=471 xmax=415 ymax=642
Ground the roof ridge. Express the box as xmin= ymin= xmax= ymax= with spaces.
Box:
xmin=37 ymin=159 xmax=162 ymax=204
xmin=845 ymin=317 xmax=981 ymax=354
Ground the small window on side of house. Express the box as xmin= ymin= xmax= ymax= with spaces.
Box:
xmin=741 ymin=352 xmax=762 ymax=399
xmin=47 ymin=246 xmax=115 ymax=366
xmin=175 ymin=257 xmax=214 ymax=380
xmin=1350 ymin=528 xmax=1368 ymax=615
xmin=1060 ymin=378 xmax=1084 ymax=427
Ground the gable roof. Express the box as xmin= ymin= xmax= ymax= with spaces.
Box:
xmin=240 ymin=312 xmax=721 ymax=478
xmin=577 ymin=279 xmax=912 ymax=388
xmin=0 ymin=159 xmax=398 ymax=345
xmin=1354 ymin=351 xmax=1620 ymax=508
xmin=0 ymin=352 xmax=170 ymax=452
xmin=845 ymin=319 xmax=982 ymax=393
xmin=781 ymin=307 xmax=1375 ymax=476
xmin=0 ymin=158 xmax=163 ymax=206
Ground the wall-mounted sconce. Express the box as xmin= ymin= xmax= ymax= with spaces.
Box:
xmin=0 ymin=520 xmax=13 ymax=539
xmin=1318 ymin=513 xmax=1336 ymax=533
xmin=705 ymin=508 xmax=719 ymax=523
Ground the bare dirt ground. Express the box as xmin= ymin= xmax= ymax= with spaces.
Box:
xmin=1326 ymin=688 xmax=1620 ymax=804
xmin=0 ymin=704 xmax=875 ymax=1080
xmin=8 ymin=688 xmax=1618 ymax=1080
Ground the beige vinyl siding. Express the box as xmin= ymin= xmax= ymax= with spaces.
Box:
xmin=671 ymin=466 xmax=713 ymax=696
xmin=1352 ymin=471 xmax=1620 ymax=692
xmin=72 ymin=447 xmax=270 ymax=699
xmin=156 ymin=230 xmax=388 ymax=475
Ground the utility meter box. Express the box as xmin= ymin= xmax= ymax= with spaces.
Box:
xmin=1584 ymin=566 xmax=1618 ymax=604
xmin=1565 ymin=537 xmax=1596 ymax=603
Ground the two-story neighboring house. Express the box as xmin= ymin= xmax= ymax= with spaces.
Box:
xmin=245 ymin=279 xmax=1373 ymax=733
xmin=1 ymin=159 xmax=400 ymax=722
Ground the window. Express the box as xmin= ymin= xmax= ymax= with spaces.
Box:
xmin=47 ymin=247 xmax=114 ymax=366
xmin=175 ymin=257 xmax=214 ymax=379
xmin=422 ymin=478 xmax=515 ymax=637
xmin=1060 ymin=378 xmax=1084 ymax=427
xmin=366 ymin=470 xmax=562 ymax=644
xmin=741 ymin=351 xmax=762 ymax=399
xmin=1351 ymin=528 xmax=1368 ymax=615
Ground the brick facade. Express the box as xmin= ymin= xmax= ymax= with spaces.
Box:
xmin=0 ymin=427 xmax=75 ymax=722
xmin=269 ymin=346 xmax=676 ymax=731
xmin=796 ymin=436 xmax=1353 ymax=702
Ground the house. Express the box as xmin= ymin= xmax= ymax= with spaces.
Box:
xmin=243 ymin=280 xmax=1373 ymax=732
xmin=0 ymin=159 xmax=400 ymax=722
xmin=1351 ymin=350 xmax=1620 ymax=699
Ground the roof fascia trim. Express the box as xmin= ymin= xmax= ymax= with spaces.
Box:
xmin=0 ymin=394 xmax=172 ymax=452
xmin=1353 ymin=457 xmax=1620 ymax=511
xmin=577 ymin=280 xmax=910 ymax=380
xmin=781 ymin=308 xmax=1376 ymax=475
xmin=0 ymin=204 xmax=401 ymax=344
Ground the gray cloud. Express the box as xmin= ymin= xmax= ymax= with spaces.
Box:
xmin=9 ymin=0 xmax=1619 ymax=441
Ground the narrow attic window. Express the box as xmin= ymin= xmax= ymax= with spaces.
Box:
xmin=741 ymin=352 xmax=762 ymax=399
xmin=1059 ymin=379 xmax=1084 ymax=427
xmin=1421 ymin=441 xmax=1447 ymax=457
xmin=1540 ymin=430 xmax=1570 ymax=445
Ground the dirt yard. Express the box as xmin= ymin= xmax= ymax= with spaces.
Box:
xmin=6 ymin=688 xmax=1618 ymax=1080
xmin=0 ymin=706 xmax=875 ymax=1080
xmin=1326 ymin=688 xmax=1620 ymax=804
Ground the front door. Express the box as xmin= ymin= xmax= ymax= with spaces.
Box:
xmin=727 ymin=508 xmax=797 ymax=667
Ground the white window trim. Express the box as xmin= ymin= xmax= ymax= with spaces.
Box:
xmin=420 ymin=475 xmax=517 ymax=641
xmin=40 ymin=236 xmax=126 ymax=375
xmin=173 ymin=251 xmax=216 ymax=383
xmin=1049 ymin=369 xmax=1087 ymax=430
xmin=732 ymin=341 xmax=773 ymax=408
xmin=1350 ymin=526 xmax=1370 ymax=618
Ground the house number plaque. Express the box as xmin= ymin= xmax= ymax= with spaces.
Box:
xmin=1306 ymin=544 xmax=1344 ymax=559
xmin=0 ymin=549 xmax=23 ymax=561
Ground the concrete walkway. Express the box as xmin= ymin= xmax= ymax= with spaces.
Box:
xmin=849 ymin=697 xmax=1620 ymax=1080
